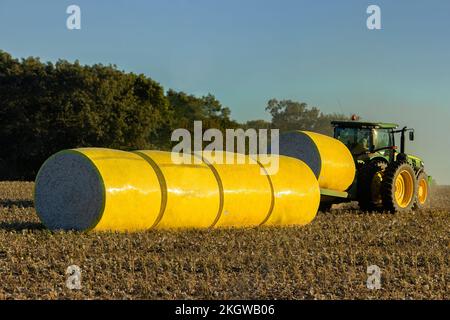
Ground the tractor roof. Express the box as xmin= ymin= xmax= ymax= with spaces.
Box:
xmin=331 ymin=121 xmax=398 ymax=129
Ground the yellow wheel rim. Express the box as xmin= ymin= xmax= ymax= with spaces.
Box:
xmin=394 ymin=170 xmax=414 ymax=208
xmin=418 ymin=178 xmax=428 ymax=204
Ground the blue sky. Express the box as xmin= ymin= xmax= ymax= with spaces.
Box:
xmin=1 ymin=0 xmax=449 ymax=183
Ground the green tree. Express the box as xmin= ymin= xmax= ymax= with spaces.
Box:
xmin=0 ymin=51 xmax=169 ymax=179
xmin=0 ymin=49 xmax=351 ymax=180
xmin=162 ymin=89 xmax=240 ymax=150
xmin=243 ymin=119 xmax=272 ymax=130
xmin=265 ymin=99 xmax=347 ymax=135
xmin=167 ymin=90 xmax=238 ymax=130
xmin=167 ymin=90 xmax=237 ymax=129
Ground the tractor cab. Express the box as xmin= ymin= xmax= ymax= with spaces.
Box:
xmin=331 ymin=121 xmax=399 ymax=162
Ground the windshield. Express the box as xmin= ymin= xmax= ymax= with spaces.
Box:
xmin=334 ymin=127 xmax=371 ymax=155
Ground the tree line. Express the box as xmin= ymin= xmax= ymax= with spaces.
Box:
xmin=0 ymin=50 xmax=346 ymax=180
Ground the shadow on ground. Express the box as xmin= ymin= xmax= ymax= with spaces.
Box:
xmin=0 ymin=199 xmax=34 ymax=208
xmin=0 ymin=221 xmax=45 ymax=231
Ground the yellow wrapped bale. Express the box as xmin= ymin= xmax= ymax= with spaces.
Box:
xmin=200 ymin=152 xmax=273 ymax=228
xmin=259 ymin=155 xmax=320 ymax=226
xmin=35 ymin=148 xmax=322 ymax=232
xmin=135 ymin=150 xmax=221 ymax=229
xmin=34 ymin=148 xmax=162 ymax=232
xmin=278 ymin=131 xmax=355 ymax=191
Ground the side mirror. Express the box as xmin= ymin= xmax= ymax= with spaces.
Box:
xmin=409 ymin=131 xmax=415 ymax=141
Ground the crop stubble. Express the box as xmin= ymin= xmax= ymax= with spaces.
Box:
xmin=0 ymin=181 xmax=448 ymax=299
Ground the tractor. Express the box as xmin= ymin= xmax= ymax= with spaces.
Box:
xmin=321 ymin=119 xmax=431 ymax=213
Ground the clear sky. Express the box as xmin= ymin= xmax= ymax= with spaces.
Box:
xmin=1 ymin=0 xmax=449 ymax=183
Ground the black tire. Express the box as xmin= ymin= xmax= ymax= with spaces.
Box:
xmin=414 ymin=171 xmax=430 ymax=210
xmin=381 ymin=161 xmax=417 ymax=213
xmin=357 ymin=159 xmax=387 ymax=212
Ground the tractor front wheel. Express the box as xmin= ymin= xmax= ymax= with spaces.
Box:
xmin=414 ymin=171 xmax=430 ymax=210
xmin=381 ymin=162 xmax=417 ymax=213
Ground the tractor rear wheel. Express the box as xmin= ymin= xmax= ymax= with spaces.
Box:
xmin=381 ymin=162 xmax=417 ymax=213
xmin=414 ymin=171 xmax=430 ymax=210
xmin=357 ymin=160 xmax=387 ymax=212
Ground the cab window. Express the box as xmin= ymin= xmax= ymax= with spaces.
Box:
xmin=373 ymin=129 xmax=391 ymax=149
xmin=372 ymin=129 xmax=391 ymax=156
xmin=335 ymin=127 xmax=371 ymax=155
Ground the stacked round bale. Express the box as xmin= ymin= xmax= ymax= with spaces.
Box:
xmin=34 ymin=131 xmax=355 ymax=232
xmin=277 ymin=131 xmax=355 ymax=192
xmin=35 ymin=149 xmax=320 ymax=232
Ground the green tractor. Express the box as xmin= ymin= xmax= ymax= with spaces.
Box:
xmin=325 ymin=120 xmax=431 ymax=213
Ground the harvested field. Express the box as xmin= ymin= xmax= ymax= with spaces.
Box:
xmin=0 ymin=181 xmax=448 ymax=299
